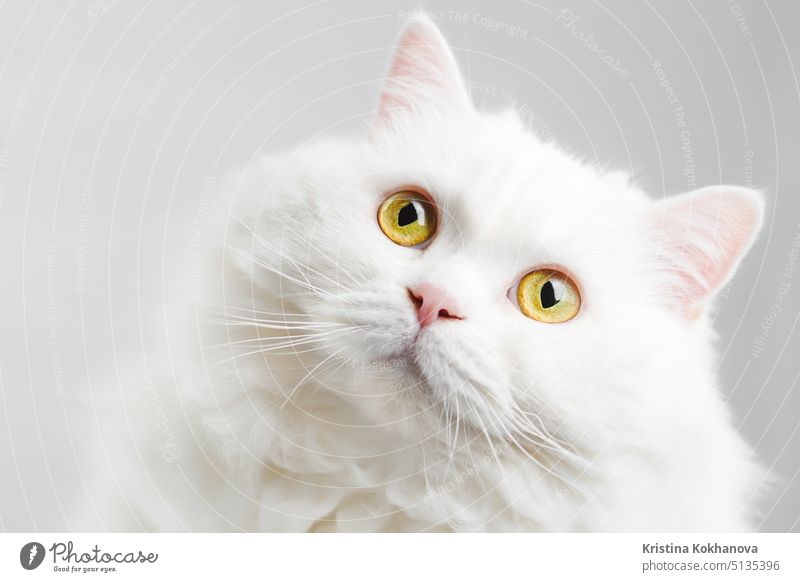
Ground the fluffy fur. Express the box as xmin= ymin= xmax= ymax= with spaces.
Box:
xmin=91 ymin=16 xmax=766 ymax=532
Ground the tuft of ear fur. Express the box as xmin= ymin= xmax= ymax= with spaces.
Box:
xmin=374 ymin=15 xmax=471 ymax=128
xmin=650 ymin=186 xmax=764 ymax=318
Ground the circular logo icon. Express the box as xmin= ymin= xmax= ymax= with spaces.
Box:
xmin=20 ymin=542 xmax=45 ymax=570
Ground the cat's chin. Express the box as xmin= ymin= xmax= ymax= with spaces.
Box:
xmin=346 ymin=336 xmax=514 ymax=440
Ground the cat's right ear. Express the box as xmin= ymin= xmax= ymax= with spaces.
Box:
xmin=649 ymin=186 xmax=764 ymax=319
xmin=373 ymin=15 xmax=472 ymax=129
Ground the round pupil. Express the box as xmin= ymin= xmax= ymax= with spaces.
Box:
xmin=540 ymin=279 xmax=563 ymax=309
xmin=397 ymin=201 xmax=419 ymax=227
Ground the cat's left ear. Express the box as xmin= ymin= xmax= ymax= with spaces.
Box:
xmin=374 ymin=15 xmax=471 ymax=128
xmin=650 ymin=186 xmax=764 ymax=319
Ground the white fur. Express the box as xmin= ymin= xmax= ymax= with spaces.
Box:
xmin=89 ymin=16 xmax=766 ymax=532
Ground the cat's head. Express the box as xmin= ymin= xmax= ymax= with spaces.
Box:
xmin=233 ymin=16 xmax=763 ymax=455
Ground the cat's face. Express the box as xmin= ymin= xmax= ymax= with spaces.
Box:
xmin=239 ymin=16 xmax=762 ymax=452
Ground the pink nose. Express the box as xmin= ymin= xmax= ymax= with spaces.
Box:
xmin=408 ymin=283 xmax=463 ymax=328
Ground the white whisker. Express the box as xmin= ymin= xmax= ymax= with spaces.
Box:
xmin=280 ymin=346 xmax=349 ymax=410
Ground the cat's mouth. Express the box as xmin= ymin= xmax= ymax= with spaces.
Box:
xmin=362 ymin=333 xmax=433 ymax=383
xmin=320 ymin=290 xmax=507 ymax=426
xmin=404 ymin=327 xmax=510 ymax=416
xmin=400 ymin=322 xmax=455 ymax=373
xmin=325 ymin=297 xmax=514 ymax=438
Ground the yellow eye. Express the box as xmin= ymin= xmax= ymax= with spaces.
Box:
xmin=517 ymin=269 xmax=581 ymax=323
xmin=377 ymin=191 xmax=437 ymax=247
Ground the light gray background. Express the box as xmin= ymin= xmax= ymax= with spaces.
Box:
xmin=0 ymin=0 xmax=797 ymax=532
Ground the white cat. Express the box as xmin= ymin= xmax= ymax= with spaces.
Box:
xmin=90 ymin=15 xmax=766 ymax=532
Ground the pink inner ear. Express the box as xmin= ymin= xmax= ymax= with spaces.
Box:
xmin=654 ymin=187 xmax=762 ymax=316
xmin=376 ymin=16 xmax=469 ymax=125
